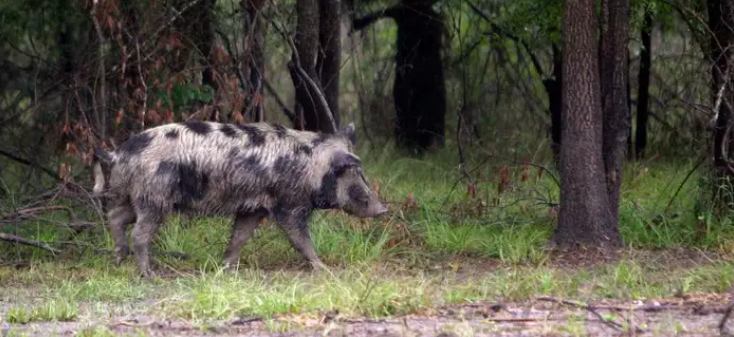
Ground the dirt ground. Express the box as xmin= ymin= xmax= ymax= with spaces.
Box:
xmin=3 ymin=295 xmax=734 ymax=337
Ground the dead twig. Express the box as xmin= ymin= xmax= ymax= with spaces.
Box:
xmin=665 ymin=154 xmax=707 ymax=212
xmin=536 ymin=296 xmax=647 ymax=334
xmin=0 ymin=232 xmax=61 ymax=254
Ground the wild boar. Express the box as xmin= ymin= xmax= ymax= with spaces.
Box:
xmin=92 ymin=121 xmax=388 ymax=278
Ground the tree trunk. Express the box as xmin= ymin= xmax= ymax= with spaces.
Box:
xmin=392 ymin=0 xmax=447 ymax=153
xmin=635 ymin=4 xmax=652 ymax=160
xmin=317 ymin=0 xmax=342 ymax=127
xmin=708 ymin=0 xmax=734 ymax=207
xmin=243 ymin=0 xmax=266 ymax=122
xmin=350 ymin=1 xmax=446 ymax=152
xmin=554 ymin=0 xmax=622 ymax=249
xmin=289 ymin=0 xmax=336 ymax=133
xmin=599 ymin=0 xmax=631 ymax=229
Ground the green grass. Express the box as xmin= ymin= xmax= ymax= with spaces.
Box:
xmin=5 ymin=298 xmax=78 ymax=324
xmin=2 ymin=258 xmax=733 ymax=324
xmin=1 ymin=144 xmax=734 ymax=328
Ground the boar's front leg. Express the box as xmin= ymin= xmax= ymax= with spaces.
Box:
xmin=274 ymin=207 xmax=326 ymax=270
xmin=107 ymin=203 xmax=137 ymax=265
xmin=222 ymin=211 xmax=266 ymax=270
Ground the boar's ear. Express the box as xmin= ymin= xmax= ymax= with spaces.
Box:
xmin=337 ymin=122 xmax=357 ymax=145
xmin=331 ymin=151 xmax=362 ymax=174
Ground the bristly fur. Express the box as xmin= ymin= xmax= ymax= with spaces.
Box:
xmin=97 ymin=122 xmax=360 ymax=216
xmin=94 ymin=121 xmax=386 ymax=277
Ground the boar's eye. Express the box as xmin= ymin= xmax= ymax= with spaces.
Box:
xmin=348 ymin=185 xmax=369 ymax=203
xmin=331 ymin=152 xmax=361 ymax=176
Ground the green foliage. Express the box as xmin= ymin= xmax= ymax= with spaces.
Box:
xmin=154 ymin=81 xmax=215 ymax=115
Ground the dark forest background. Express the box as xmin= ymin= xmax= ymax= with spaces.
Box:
xmin=2 ymin=0 xmax=734 ymax=279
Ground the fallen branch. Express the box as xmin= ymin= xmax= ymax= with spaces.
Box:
xmin=0 ymin=232 xmax=61 ymax=254
xmin=719 ymin=302 xmax=734 ymax=336
xmin=536 ymin=296 xmax=646 ymax=334
xmin=0 ymin=149 xmax=61 ymax=182
xmin=0 ymin=205 xmax=77 ymax=222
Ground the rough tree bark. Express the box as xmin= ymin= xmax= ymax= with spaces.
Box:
xmin=317 ymin=0 xmax=341 ymax=127
xmin=243 ymin=0 xmax=266 ymax=122
xmin=352 ymin=0 xmax=447 ymax=154
xmin=599 ymin=0 xmax=630 ymax=231
xmin=635 ymin=4 xmax=653 ymax=160
xmin=554 ymin=0 xmax=622 ymax=249
xmin=707 ymin=0 xmax=734 ymax=207
xmin=289 ymin=0 xmax=337 ymax=133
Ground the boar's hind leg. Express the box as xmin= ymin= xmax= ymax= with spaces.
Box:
xmin=222 ymin=212 xmax=265 ymax=270
xmin=107 ymin=203 xmax=137 ymax=265
xmin=130 ymin=210 xmax=165 ymax=278
xmin=274 ymin=209 xmax=326 ymax=270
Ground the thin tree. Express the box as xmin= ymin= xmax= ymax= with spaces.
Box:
xmin=600 ymin=0 xmax=631 ymax=232
xmin=635 ymin=4 xmax=653 ymax=160
xmin=243 ymin=0 xmax=267 ymax=122
xmin=707 ymin=0 xmax=734 ymax=209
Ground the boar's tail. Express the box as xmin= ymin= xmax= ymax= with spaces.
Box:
xmin=92 ymin=147 xmax=113 ymax=196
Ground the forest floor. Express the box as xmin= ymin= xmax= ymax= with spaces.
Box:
xmin=2 ymin=296 xmax=734 ymax=337
xmin=2 ymin=247 xmax=734 ymax=337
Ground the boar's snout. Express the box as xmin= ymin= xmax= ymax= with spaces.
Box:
xmin=341 ymin=174 xmax=390 ymax=218
xmin=374 ymin=203 xmax=389 ymax=216
xmin=348 ymin=194 xmax=388 ymax=218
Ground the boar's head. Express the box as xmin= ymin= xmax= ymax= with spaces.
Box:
xmin=314 ymin=123 xmax=388 ymax=218
xmin=330 ymin=151 xmax=388 ymax=218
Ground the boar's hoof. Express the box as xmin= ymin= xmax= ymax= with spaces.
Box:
xmin=222 ymin=261 xmax=241 ymax=272
xmin=310 ymin=260 xmax=328 ymax=271
xmin=114 ymin=247 xmax=129 ymax=266
xmin=139 ymin=268 xmax=156 ymax=280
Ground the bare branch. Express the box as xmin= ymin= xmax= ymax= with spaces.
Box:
xmin=468 ymin=0 xmax=546 ymax=77
xmin=0 ymin=149 xmax=61 ymax=182
xmin=266 ymin=2 xmax=337 ymax=132
xmin=110 ymin=0 xmax=204 ymax=73
xmin=135 ymin=39 xmax=148 ymax=130
xmin=0 ymin=232 xmax=61 ymax=254
xmin=90 ymin=1 xmax=107 ymax=140
xmin=262 ymin=78 xmax=297 ymax=122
